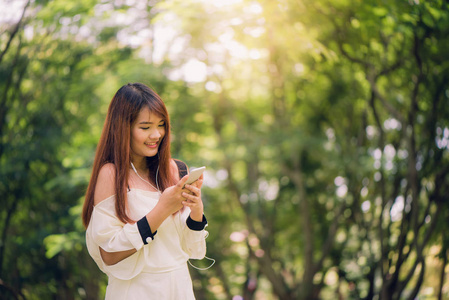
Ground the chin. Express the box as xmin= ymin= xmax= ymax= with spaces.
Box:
xmin=146 ymin=151 xmax=159 ymax=157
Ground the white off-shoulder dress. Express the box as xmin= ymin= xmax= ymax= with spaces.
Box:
xmin=86 ymin=189 xmax=208 ymax=300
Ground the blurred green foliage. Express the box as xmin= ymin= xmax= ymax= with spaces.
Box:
xmin=1 ymin=0 xmax=448 ymax=299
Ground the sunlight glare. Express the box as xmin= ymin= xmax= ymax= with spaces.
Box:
xmin=436 ymin=127 xmax=449 ymax=149
xmin=243 ymin=2 xmax=263 ymax=14
xmin=170 ymin=59 xmax=207 ymax=83
xmin=360 ymin=187 xmax=369 ymax=198
xmin=205 ymin=0 xmax=243 ymax=8
xmin=336 ymin=185 xmax=348 ymax=198
xmin=334 ymin=176 xmax=345 ymax=186
xmin=230 ymin=231 xmax=247 ymax=242
xmin=361 ymin=200 xmax=371 ymax=212
xmin=205 ymin=81 xmax=222 ymax=93
xmin=390 ymin=196 xmax=404 ymax=222
xmin=152 ymin=23 xmax=181 ymax=63
xmin=0 ymin=0 xmax=27 ymax=23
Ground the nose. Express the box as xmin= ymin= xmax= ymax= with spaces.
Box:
xmin=149 ymin=128 xmax=161 ymax=139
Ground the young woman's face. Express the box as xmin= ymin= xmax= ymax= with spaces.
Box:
xmin=130 ymin=106 xmax=166 ymax=160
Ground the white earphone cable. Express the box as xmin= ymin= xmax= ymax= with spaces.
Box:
xmin=130 ymin=162 xmax=160 ymax=193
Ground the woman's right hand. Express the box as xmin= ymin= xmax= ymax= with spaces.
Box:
xmin=157 ymin=175 xmax=190 ymax=214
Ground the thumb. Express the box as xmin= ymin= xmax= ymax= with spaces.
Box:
xmin=177 ymin=174 xmax=190 ymax=188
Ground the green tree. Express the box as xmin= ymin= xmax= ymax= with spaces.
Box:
xmin=152 ymin=0 xmax=449 ymax=299
xmin=306 ymin=0 xmax=449 ymax=298
xmin=0 ymin=0 xmax=137 ymax=298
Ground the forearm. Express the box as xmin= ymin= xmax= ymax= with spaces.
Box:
xmin=183 ymin=213 xmax=208 ymax=259
xmin=99 ymin=203 xmax=173 ymax=266
xmin=100 ymin=247 xmax=137 ymax=266
xmin=145 ymin=202 xmax=173 ymax=232
xmin=189 ymin=209 xmax=204 ymax=222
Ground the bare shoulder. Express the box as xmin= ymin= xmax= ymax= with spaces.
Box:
xmin=170 ymin=159 xmax=188 ymax=181
xmin=94 ymin=163 xmax=116 ymax=206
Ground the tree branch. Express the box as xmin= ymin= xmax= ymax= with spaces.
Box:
xmin=397 ymin=202 xmax=441 ymax=296
xmin=0 ymin=278 xmax=22 ymax=300
xmin=366 ymin=72 xmax=406 ymax=125
xmin=315 ymin=202 xmax=346 ymax=274
xmin=282 ymin=161 xmax=315 ymax=289
xmin=247 ymin=239 xmax=292 ymax=299
xmin=0 ymin=0 xmax=30 ymax=65
xmin=406 ymin=260 xmax=425 ymax=300
xmin=437 ymin=247 xmax=448 ymax=300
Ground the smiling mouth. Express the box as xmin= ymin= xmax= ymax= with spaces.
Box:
xmin=145 ymin=142 xmax=158 ymax=148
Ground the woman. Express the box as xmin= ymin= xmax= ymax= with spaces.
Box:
xmin=82 ymin=82 xmax=208 ymax=299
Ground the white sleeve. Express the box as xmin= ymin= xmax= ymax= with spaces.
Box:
xmin=179 ymin=208 xmax=208 ymax=259
xmin=85 ymin=197 xmax=148 ymax=280
xmin=90 ymin=200 xmax=145 ymax=252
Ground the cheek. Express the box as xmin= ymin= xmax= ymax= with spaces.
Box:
xmin=130 ymin=130 xmax=144 ymax=147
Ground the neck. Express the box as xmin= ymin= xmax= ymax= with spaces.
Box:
xmin=130 ymin=156 xmax=147 ymax=173
xmin=130 ymin=158 xmax=160 ymax=192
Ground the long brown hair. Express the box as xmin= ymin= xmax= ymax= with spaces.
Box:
xmin=82 ymin=83 xmax=176 ymax=228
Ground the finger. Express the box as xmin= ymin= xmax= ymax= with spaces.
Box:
xmin=182 ymin=201 xmax=193 ymax=207
xmin=182 ymin=200 xmax=200 ymax=207
xmin=181 ymin=188 xmax=194 ymax=195
xmin=184 ymin=184 xmax=200 ymax=195
xmin=191 ymin=178 xmax=203 ymax=188
xmin=197 ymin=175 xmax=204 ymax=187
xmin=176 ymin=174 xmax=190 ymax=189
xmin=191 ymin=178 xmax=203 ymax=189
xmin=182 ymin=192 xmax=198 ymax=202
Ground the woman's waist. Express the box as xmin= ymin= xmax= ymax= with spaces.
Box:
xmin=140 ymin=260 xmax=188 ymax=273
xmin=138 ymin=243 xmax=189 ymax=273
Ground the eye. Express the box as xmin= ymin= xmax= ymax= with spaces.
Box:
xmin=158 ymin=123 xmax=165 ymax=128
xmin=140 ymin=127 xmax=149 ymax=130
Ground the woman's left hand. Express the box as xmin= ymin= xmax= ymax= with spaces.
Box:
xmin=182 ymin=175 xmax=204 ymax=221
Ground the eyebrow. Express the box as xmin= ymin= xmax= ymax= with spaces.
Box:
xmin=138 ymin=120 xmax=165 ymax=125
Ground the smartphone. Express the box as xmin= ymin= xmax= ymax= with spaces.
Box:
xmin=185 ymin=166 xmax=206 ymax=185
